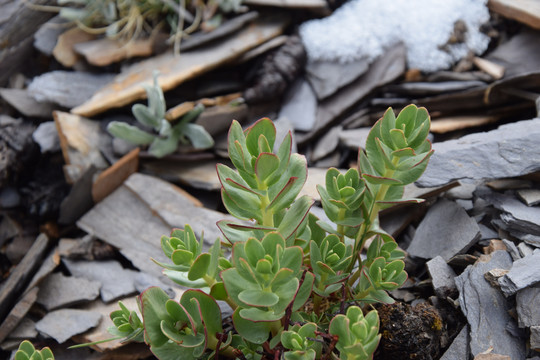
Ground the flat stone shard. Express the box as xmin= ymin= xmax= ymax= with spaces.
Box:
xmin=0 ymin=88 xmax=56 ymax=118
xmin=455 ymin=251 xmax=525 ymax=359
xmin=36 ymin=272 xmax=101 ymax=310
xmin=72 ymin=18 xmax=287 ymax=117
xmin=440 ymin=325 xmax=469 ymax=360
xmin=498 ymin=252 xmax=540 ymax=296
xmin=35 ymin=308 xmax=101 ymax=344
xmin=482 ymin=192 xmax=540 ymax=236
xmin=32 ymin=121 xmax=60 ymax=153
xmin=279 ymin=78 xmax=317 ymax=131
xmin=516 ymin=284 xmax=540 ymax=328
xmin=407 ymin=198 xmax=481 ymax=261
xmin=426 ymin=256 xmax=457 ymax=299
xmin=531 ymin=326 xmax=540 ymax=349
xmin=28 ymin=71 xmax=114 ymax=108
xmin=63 ymin=259 xmax=138 ymax=303
xmin=517 ymin=188 xmax=540 ymax=206
xmin=416 ymin=118 xmax=540 ymax=187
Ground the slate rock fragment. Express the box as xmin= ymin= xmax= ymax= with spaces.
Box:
xmin=517 ymin=188 xmax=540 ymax=206
xmin=426 ymin=256 xmax=458 ymax=299
xmin=416 ymin=118 xmax=540 ymax=187
xmin=455 ymin=251 xmax=526 ymax=359
xmin=35 ymin=309 xmax=101 ymax=344
xmin=63 ymin=259 xmax=138 ymax=303
xmin=32 ymin=121 xmax=60 ymax=153
xmin=37 ymin=272 xmax=101 ymax=311
xmin=407 ymin=198 xmax=481 ymax=261
xmin=439 ymin=325 xmax=469 ymax=360
xmin=481 ymin=192 xmax=540 ymax=236
xmin=531 ymin=326 xmax=540 ymax=350
xmin=28 ymin=71 xmax=115 ymax=108
xmin=498 ymin=251 xmax=540 ymax=296
xmin=516 ymin=284 xmax=540 ymax=328
xmin=502 ymin=239 xmax=521 ymax=261
xmin=278 ymin=78 xmax=317 ymax=132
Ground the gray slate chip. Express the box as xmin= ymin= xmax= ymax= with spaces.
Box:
xmin=28 ymin=71 xmax=115 ymax=108
xmin=502 ymin=239 xmax=521 ymax=261
xmin=517 ymin=189 xmax=540 ymax=206
xmin=498 ymin=251 xmax=540 ymax=296
xmin=416 ymin=118 xmax=540 ymax=187
xmin=305 ymin=58 xmax=370 ymax=100
xmin=482 ymin=192 xmax=540 ymax=236
xmin=426 ymin=255 xmax=457 ymax=299
xmin=35 ymin=308 xmax=101 ymax=344
xmin=63 ymin=259 xmax=138 ymax=303
xmin=32 ymin=121 xmax=60 ymax=153
xmin=407 ymin=198 xmax=481 ymax=261
xmin=531 ymin=326 xmax=540 ymax=349
xmin=439 ymin=325 xmax=469 ymax=360
xmin=279 ymin=78 xmax=317 ymax=132
xmin=455 ymin=251 xmax=526 ymax=359
xmin=516 ymin=284 xmax=540 ymax=328
xmin=37 ymin=272 xmax=101 ymax=311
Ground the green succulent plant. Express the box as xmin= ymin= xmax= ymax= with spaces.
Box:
xmin=107 ymin=72 xmax=214 ymax=157
xmin=14 ymin=341 xmax=54 ymax=360
xmin=20 ymin=104 xmax=432 ymax=360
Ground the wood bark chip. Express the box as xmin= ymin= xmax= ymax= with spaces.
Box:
xmin=72 ymin=17 xmax=288 ymax=117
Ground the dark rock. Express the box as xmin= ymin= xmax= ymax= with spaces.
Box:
xmin=517 ymin=284 xmax=540 ymax=326
xmin=58 ymin=235 xmax=94 ymax=260
xmin=416 ymin=118 xmax=540 ymax=187
xmin=440 ymin=325 xmax=469 ymax=360
xmin=0 ymin=215 xmax=20 ymax=248
xmin=0 ymin=187 xmax=20 ymax=208
xmin=407 ymin=198 xmax=481 ymax=261
xmin=63 ymin=259 xmax=138 ymax=303
xmin=28 ymin=71 xmax=115 ymax=108
xmin=305 ymin=58 xmax=370 ymax=100
xmin=32 ymin=122 xmax=60 ymax=153
xmin=482 ymin=192 xmax=540 ymax=236
xmin=35 ymin=308 xmax=101 ymax=344
xmin=498 ymin=252 xmax=540 ymax=296
xmin=58 ymin=165 xmax=96 ymax=225
xmin=517 ymin=189 xmax=540 ymax=206
xmin=426 ymin=256 xmax=457 ymax=299
xmin=455 ymin=251 xmax=526 ymax=359
xmin=36 ymin=272 xmax=101 ymax=311
xmin=278 ymin=78 xmax=317 ymax=131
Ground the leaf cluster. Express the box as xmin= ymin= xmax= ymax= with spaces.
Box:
xmin=20 ymin=105 xmax=433 ymax=359
xmin=107 ymin=72 xmax=214 ymax=157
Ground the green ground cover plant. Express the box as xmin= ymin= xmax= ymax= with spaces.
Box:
xmin=21 ymin=104 xmax=432 ymax=359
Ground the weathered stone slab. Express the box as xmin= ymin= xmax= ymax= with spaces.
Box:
xmin=416 ymin=118 xmax=540 ymax=187
xmin=10 ymin=318 xmax=37 ymax=340
xmin=52 ymin=28 xmax=95 ymax=67
xmin=74 ymin=37 xmax=153 ymax=67
xmin=517 ymin=242 xmax=534 ymax=257
xmin=63 ymin=259 xmax=137 ymax=303
xmin=531 ymin=326 xmax=540 ymax=350
xmin=72 ymin=18 xmax=287 ymax=117
xmin=279 ymin=78 xmax=317 ymax=132
xmin=484 ymin=192 xmax=540 ymax=236
xmin=0 ymin=234 xmax=49 ymax=323
xmin=439 ymin=325 xmax=469 ymax=360
xmin=517 ymin=188 xmax=540 ymax=206
xmin=37 ymin=272 xmax=101 ymax=310
xmin=455 ymin=251 xmax=525 ymax=359
xmin=26 ymin=248 xmax=61 ymax=291
xmin=0 ymin=287 xmax=38 ymax=343
xmin=28 ymin=71 xmax=114 ymax=108
xmin=54 ymin=111 xmax=109 ymax=184
xmin=407 ymin=198 xmax=481 ymax=261
xmin=339 ymin=127 xmax=371 ymax=150
xmin=312 ymin=125 xmax=341 ymax=161
xmin=141 ymin=159 xmax=221 ymax=191
xmin=33 ymin=16 xmax=66 ymax=56
xmin=498 ymin=251 xmax=540 ymax=296
xmin=430 ymin=115 xmax=498 ymax=134
xmin=299 ymin=43 xmax=406 ymax=145
xmin=502 ymin=239 xmax=521 ymax=261
xmin=516 ymin=284 xmax=540 ymax=327
xmin=32 ymin=121 xmax=60 ymax=153
xmin=305 ymin=58 xmax=370 ymax=100
xmin=92 ymin=147 xmax=139 ymax=203
xmin=36 ymin=308 xmax=101 ymax=344
xmin=0 ymin=88 xmax=56 ymax=118
xmin=426 ymin=256 xmax=457 ymax=299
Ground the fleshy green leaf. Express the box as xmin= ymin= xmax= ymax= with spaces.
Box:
xmin=107 ymin=122 xmax=155 ymax=145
